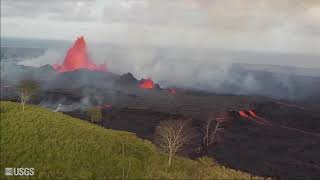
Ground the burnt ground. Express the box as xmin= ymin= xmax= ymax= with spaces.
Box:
xmin=64 ymin=100 xmax=320 ymax=179
xmin=68 ymin=107 xmax=176 ymax=140
xmin=208 ymin=115 xmax=320 ymax=179
xmin=1 ymin=66 xmax=320 ymax=179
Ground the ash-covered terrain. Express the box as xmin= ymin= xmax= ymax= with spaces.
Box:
xmin=1 ymin=38 xmax=320 ymax=179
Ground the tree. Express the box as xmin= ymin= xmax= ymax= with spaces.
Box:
xmin=154 ymin=118 xmax=195 ymax=166
xmin=18 ymin=79 xmax=40 ymax=112
xmin=86 ymin=107 xmax=102 ymax=124
xmin=200 ymin=113 xmax=229 ymax=152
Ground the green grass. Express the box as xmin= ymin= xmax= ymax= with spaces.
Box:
xmin=0 ymin=101 xmax=261 ymax=179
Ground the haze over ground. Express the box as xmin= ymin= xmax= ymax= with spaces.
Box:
xmin=1 ymin=0 xmax=320 ymax=92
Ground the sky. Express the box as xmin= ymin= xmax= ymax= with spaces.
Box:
xmin=1 ymin=0 xmax=320 ymax=54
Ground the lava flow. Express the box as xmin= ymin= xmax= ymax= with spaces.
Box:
xmin=139 ymin=78 xmax=154 ymax=89
xmin=167 ymin=88 xmax=177 ymax=94
xmin=237 ymin=110 xmax=272 ymax=126
xmin=52 ymin=36 xmax=106 ymax=73
xmin=248 ymin=110 xmax=259 ymax=119
xmin=238 ymin=110 xmax=249 ymax=118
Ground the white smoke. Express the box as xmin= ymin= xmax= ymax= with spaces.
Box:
xmin=17 ymin=49 xmax=64 ymax=67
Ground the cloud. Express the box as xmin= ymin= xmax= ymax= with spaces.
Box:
xmin=102 ymin=0 xmax=208 ymax=26
xmin=1 ymin=0 xmax=97 ymax=21
xmin=1 ymin=0 xmax=319 ymax=54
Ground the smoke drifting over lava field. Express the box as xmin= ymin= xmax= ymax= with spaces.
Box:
xmin=1 ymin=37 xmax=320 ymax=179
xmin=3 ymin=37 xmax=320 ymax=102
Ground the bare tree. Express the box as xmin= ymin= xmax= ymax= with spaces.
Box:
xmin=18 ymin=80 xmax=40 ymax=112
xmin=201 ymin=113 xmax=229 ymax=151
xmin=155 ymin=118 xmax=195 ymax=166
xmin=86 ymin=107 xmax=102 ymax=124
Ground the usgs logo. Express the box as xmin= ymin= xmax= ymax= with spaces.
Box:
xmin=5 ymin=167 xmax=35 ymax=176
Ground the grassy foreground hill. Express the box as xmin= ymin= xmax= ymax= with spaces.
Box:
xmin=0 ymin=101 xmax=260 ymax=179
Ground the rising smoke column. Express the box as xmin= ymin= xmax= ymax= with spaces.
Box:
xmin=52 ymin=36 xmax=106 ymax=73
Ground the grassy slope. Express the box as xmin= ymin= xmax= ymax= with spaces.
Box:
xmin=0 ymin=101 xmax=259 ymax=179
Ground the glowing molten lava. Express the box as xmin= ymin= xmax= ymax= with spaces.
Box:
xmin=248 ymin=110 xmax=259 ymax=119
xmin=167 ymin=88 xmax=177 ymax=94
xmin=139 ymin=78 xmax=154 ymax=89
xmin=52 ymin=36 xmax=106 ymax=73
xmin=238 ymin=110 xmax=249 ymax=118
xmin=237 ymin=110 xmax=272 ymax=126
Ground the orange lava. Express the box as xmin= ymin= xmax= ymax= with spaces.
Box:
xmin=238 ymin=110 xmax=249 ymax=118
xmin=139 ymin=78 xmax=154 ymax=89
xmin=167 ymin=88 xmax=177 ymax=94
xmin=52 ymin=36 xmax=106 ymax=73
xmin=248 ymin=110 xmax=259 ymax=118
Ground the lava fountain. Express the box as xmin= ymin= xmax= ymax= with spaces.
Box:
xmin=139 ymin=78 xmax=154 ymax=89
xmin=52 ymin=36 xmax=107 ymax=73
